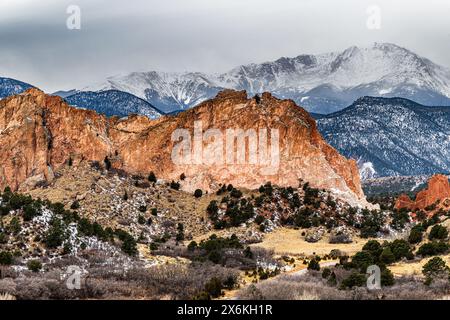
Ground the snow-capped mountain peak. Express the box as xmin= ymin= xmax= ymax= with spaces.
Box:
xmin=81 ymin=43 xmax=450 ymax=114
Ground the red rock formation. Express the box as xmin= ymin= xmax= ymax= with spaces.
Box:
xmin=0 ymin=88 xmax=372 ymax=207
xmin=395 ymin=174 xmax=450 ymax=211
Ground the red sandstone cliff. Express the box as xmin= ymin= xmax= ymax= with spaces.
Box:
xmin=0 ymin=88 xmax=371 ymax=207
xmin=395 ymin=174 xmax=450 ymax=212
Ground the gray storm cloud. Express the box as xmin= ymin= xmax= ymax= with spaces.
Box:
xmin=0 ymin=0 xmax=448 ymax=92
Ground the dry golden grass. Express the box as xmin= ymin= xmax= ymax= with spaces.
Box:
xmin=389 ymin=254 xmax=450 ymax=277
xmin=250 ymin=227 xmax=368 ymax=256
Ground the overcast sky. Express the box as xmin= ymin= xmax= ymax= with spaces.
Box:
xmin=0 ymin=0 xmax=449 ymax=92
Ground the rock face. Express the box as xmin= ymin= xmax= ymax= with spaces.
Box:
xmin=395 ymin=174 xmax=450 ymax=211
xmin=0 ymin=88 xmax=371 ymax=207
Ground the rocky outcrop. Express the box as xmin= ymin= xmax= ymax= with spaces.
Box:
xmin=329 ymin=226 xmax=353 ymax=244
xmin=395 ymin=174 xmax=450 ymax=212
xmin=304 ymin=227 xmax=326 ymax=243
xmin=0 ymin=88 xmax=371 ymax=207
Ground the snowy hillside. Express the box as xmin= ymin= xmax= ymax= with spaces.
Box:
xmin=64 ymin=90 xmax=163 ymax=119
xmin=0 ymin=77 xmax=33 ymax=99
xmin=85 ymin=72 xmax=223 ymax=113
xmin=81 ymin=43 xmax=450 ymax=113
xmin=316 ymin=96 xmax=450 ymax=179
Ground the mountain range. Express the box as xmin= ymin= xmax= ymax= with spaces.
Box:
xmin=64 ymin=90 xmax=163 ymax=119
xmin=2 ymin=43 xmax=450 ymax=181
xmin=78 ymin=43 xmax=450 ymax=114
xmin=316 ymin=96 xmax=450 ymax=179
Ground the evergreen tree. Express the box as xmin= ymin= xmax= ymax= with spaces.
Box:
xmin=148 ymin=171 xmax=157 ymax=183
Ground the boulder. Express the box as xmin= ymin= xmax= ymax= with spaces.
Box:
xmin=329 ymin=226 xmax=353 ymax=244
xmin=304 ymin=227 xmax=326 ymax=243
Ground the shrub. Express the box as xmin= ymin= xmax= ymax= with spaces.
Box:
xmin=23 ymin=203 xmax=41 ymax=221
xmin=408 ymin=227 xmax=423 ymax=244
xmin=188 ymin=241 xmax=198 ymax=251
xmin=230 ymin=188 xmax=242 ymax=199
xmin=388 ymin=239 xmax=413 ymax=261
xmin=180 ymin=173 xmax=186 ymax=181
xmin=148 ymin=171 xmax=157 ymax=183
xmin=422 ymin=257 xmax=450 ymax=285
xmin=307 ymin=258 xmax=320 ymax=271
xmin=207 ymin=201 xmax=219 ymax=220
xmin=204 ymin=277 xmax=223 ymax=298
xmin=50 ymin=202 xmax=65 ymax=215
xmin=259 ymin=223 xmax=266 ymax=232
xmin=322 ymin=268 xmax=332 ymax=279
xmin=8 ymin=217 xmax=21 ymax=235
xmin=223 ymin=276 xmax=237 ymax=290
xmin=362 ymin=240 xmax=381 ymax=253
xmin=44 ymin=218 xmax=66 ymax=249
xmin=429 ymin=225 xmax=448 ymax=240
xmin=0 ymin=251 xmax=13 ymax=265
xmin=8 ymin=193 xmax=33 ymax=210
xmin=151 ymin=208 xmax=158 ymax=216
xmin=194 ymin=189 xmax=203 ymax=198
xmin=351 ymin=251 xmax=374 ymax=272
xmin=176 ymin=223 xmax=185 ymax=242
xmin=254 ymin=215 xmax=265 ymax=225
xmin=0 ymin=233 xmax=8 ymax=244
xmin=391 ymin=210 xmax=410 ymax=230
xmin=138 ymin=215 xmax=146 ymax=225
xmin=379 ymin=247 xmax=395 ymax=265
xmin=170 ymin=181 xmax=180 ymax=190
xmin=104 ymin=156 xmax=112 ymax=170
xmin=63 ymin=243 xmax=72 ymax=255
xmin=197 ymin=234 xmax=243 ymax=264
xmin=243 ymin=247 xmax=253 ymax=259
xmin=78 ymin=218 xmax=94 ymax=236
xmin=121 ymin=234 xmax=138 ymax=256
xmin=70 ymin=200 xmax=80 ymax=210
xmin=92 ymin=222 xmax=106 ymax=240
xmin=362 ymin=240 xmax=382 ymax=260
xmin=208 ymin=250 xmax=222 ymax=264
xmin=417 ymin=241 xmax=449 ymax=257
xmin=359 ymin=210 xmax=384 ymax=238
xmin=27 ymin=260 xmax=42 ymax=272
xmin=380 ymin=268 xmax=395 ymax=286
xmin=193 ymin=291 xmax=211 ymax=300
xmin=0 ymin=203 xmax=12 ymax=216
xmin=340 ymin=272 xmax=366 ymax=289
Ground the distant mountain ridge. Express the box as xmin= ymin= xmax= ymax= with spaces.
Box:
xmin=64 ymin=90 xmax=163 ymax=119
xmin=0 ymin=77 xmax=163 ymax=120
xmin=316 ymin=96 xmax=450 ymax=179
xmin=80 ymin=43 xmax=450 ymax=113
xmin=0 ymin=77 xmax=33 ymax=99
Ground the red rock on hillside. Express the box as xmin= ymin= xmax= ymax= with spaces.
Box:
xmin=0 ymin=88 xmax=372 ymax=207
xmin=395 ymin=174 xmax=450 ymax=212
